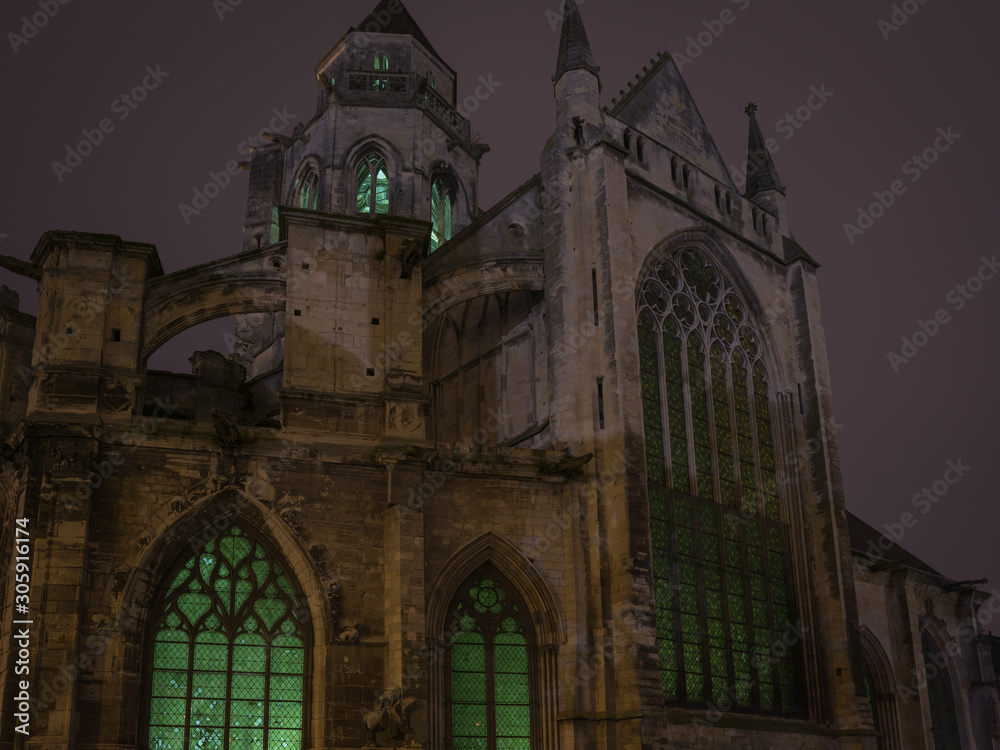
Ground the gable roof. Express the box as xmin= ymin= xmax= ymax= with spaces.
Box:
xmin=846 ymin=510 xmax=942 ymax=577
xmin=610 ymin=52 xmax=736 ymax=188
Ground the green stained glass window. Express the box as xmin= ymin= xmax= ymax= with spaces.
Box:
xmin=448 ymin=572 xmax=531 ymax=750
xmin=294 ymin=169 xmax=319 ymax=210
xmin=431 ymin=178 xmax=455 ymax=252
xmin=636 ymin=248 xmax=801 ymax=715
xmin=148 ymin=525 xmax=306 ymax=750
xmin=357 ymin=153 xmax=389 ymax=215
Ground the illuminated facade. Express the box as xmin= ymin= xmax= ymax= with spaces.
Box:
xmin=1 ymin=1 xmax=998 ymax=749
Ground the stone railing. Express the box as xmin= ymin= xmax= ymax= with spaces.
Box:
xmin=346 ymin=71 xmax=410 ymax=94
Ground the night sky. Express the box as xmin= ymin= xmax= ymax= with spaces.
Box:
xmin=1 ymin=0 xmax=997 ymax=603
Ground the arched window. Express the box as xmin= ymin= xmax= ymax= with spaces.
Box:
xmin=430 ymin=177 xmax=454 ymax=252
xmin=357 ymin=153 xmax=389 ymax=215
xmin=922 ymin=630 xmax=961 ymax=750
xmin=863 ymin=664 xmax=883 ymax=750
xmin=637 ymin=248 xmax=799 ymax=713
xmin=374 ymin=53 xmax=389 ymax=70
xmin=447 ymin=570 xmax=532 ymax=750
xmin=294 ymin=168 xmax=319 ymax=210
xmin=637 ymin=137 xmax=645 ymax=162
xmin=146 ymin=524 xmax=307 ymax=750
xmin=624 ymin=129 xmax=632 ymax=152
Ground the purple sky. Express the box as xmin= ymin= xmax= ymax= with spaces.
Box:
xmin=1 ymin=0 xmax=997 ymax=604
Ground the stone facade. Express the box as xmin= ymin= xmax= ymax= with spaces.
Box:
xmin=1 ymin=2 xmax=998 ymax=749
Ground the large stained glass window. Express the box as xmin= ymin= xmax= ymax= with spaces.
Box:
xmin=638 ymin=248 xmax=800 ymax=713
xmin=357 ymin=153 xmax=390 ymax=215
xmin=448 ymin=572 xmax=531 ymax=750
xmin=922 ymin=630 xmax=961 ymax=750
xmin=147 ymin=525 xmax=306 ymax=750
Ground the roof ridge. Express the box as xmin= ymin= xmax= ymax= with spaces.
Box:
xmin=608 ymin=50 xmax=671 ymax=115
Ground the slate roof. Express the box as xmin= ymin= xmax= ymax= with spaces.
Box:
xmin=353 ymin=0 xmax=448 ymax=70
xmin=846 ymin=510 xmax=942 ymax=577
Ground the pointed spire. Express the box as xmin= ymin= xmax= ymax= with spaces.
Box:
xmin=554 ymin=0 xmax=600 ymax=81
xmin=744 ymin=102 xmax=785 ymax=197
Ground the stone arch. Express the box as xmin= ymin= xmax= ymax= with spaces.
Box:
xmin=422 ymin=258 xmax=545 ymax=323
xmin=636 ymin=227 xmax=784 ymax=385
xmin=860 ymin=626 xmax=902 ymax=749
xmin=918 ymin=619 xmax=970 ymax=750
xmin=426 ymin=532 xmax=562 ymax=750
xmin=428 ymin=159 xmax=470 ymax=229
xmin=112 ymin=487 xmax=331 ymax=749
xmin=633 ymin=228 xmax=809 ymax=713
xmin=141 ymin=246 xmax=287 ymax=363
xmin=288 ymin=154 xmax=324 ymax=209
xmin=427 ymin=292 xmax=541 ymax=445
xmin=341 ymin=135 xmax=404 ymax=215
xmin=427 ymin=532 xmax=563 ymax=645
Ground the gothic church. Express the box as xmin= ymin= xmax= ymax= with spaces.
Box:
xmin=1 ymin=1 xmax=998 ymax=749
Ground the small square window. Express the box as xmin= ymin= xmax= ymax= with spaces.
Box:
xmin=366 ymin=367 xmax=375 ymax=376
xmin=293 ymin=309 xmax=302 ymax=317
xmin=112 ymin=329 xmax=121 ymax=342
xmin=371 ymin=317 xmax=380 ymax=325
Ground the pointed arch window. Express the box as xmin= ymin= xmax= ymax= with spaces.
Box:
xmin=430 ymin=177 xmax=454 ymax=252
xmin=637 ymin=248 xmax=800 ymax=714
xmin=357 ymin=153 xmax=389 ymax=215
xmin=146 ymin=525 xmax=307 ymax=750
xmin=294 ymin=168 xmax=319 ymax=210
xmin=373 ymin=54 xmax=390 ymax=90
xmin=447 ymin=571 xmax=532 ymax=750
xmin=863 ymin=664 xmax=884 ymax=750
xmin=922 ymin=630 xmax=962 ymax=750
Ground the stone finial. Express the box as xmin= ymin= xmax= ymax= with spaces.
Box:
xmin=745 ymin=102 xmax=758 ymax=117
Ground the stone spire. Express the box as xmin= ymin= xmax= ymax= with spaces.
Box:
xmin=554 ymin=0 xmax=600 ymax=81
xmin=744 ymin=102 xmax=785 ymax=198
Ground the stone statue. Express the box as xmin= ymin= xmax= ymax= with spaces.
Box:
xmin=363 ymin=688 xmax=417 ymax=745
